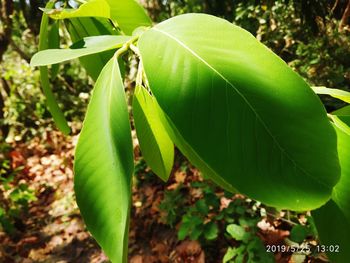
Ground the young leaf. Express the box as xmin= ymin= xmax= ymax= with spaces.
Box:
xmin=312 ymin=86 xmax=350 ymax=103
xmin=227 ymin=224 xmax=250 ymax=242
xmin=139 ymin=13 xmax=340 ymax=210
xmin=31 ymin=35 xmax=131 ymax=66
xmin=38 ymin=1 xmax=70 ymax=135
xmin=313 ymin=125 xmax=350 ymax=262
xmin=133 ymin=85 xmax=174 ymax=181
xmin=74 ymin=57 xmax=133 ymax=262
xmin=42 ymin=0 xmax=110 ymax=20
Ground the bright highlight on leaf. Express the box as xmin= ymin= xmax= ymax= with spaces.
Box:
xmin=31 ymin=35 xmax=131 ymax=66
xmin=312 ymin=86 xmax=350 ymax=103
xmin=42 ymin=0 xmax=110 ymax=20
xmin=74 ymin=57 xmax=134 ymax=262
xmin=133 ymin=85 xmax=174 ymax=181
xmin=139 ymin=14 xmax=340 ymax=210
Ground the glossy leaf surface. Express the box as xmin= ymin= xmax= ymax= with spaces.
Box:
xmin=74 ymin=57 xmax=133 ymax=262
xmin=133 ymin=85 xmax=174 ymax=180
xmin=31 ymin=35 xmax=131 ymax=66
xmin=139 ymin=14 xmax=340 ymax=210
xmin=38 ymin=1 xmax=70 ymax=135
xmin=313 ymin=125 xmax=350 ymax=262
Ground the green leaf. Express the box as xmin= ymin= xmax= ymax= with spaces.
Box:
xmin=31 ymin=35 xmax=131 ymax=67
xmin=312 ymin=86 xmax=350 ymax=103
xmin=42 ymin=0 xmax=110 ymax=20
xmin=38 ymin=1 xmax=70 ymax=135
xmin=328 ymin=114 xmax=350 ymax=136
xmin=223 ymin=247 xmax=238 ymax=263
xmin=333 ymin=105 xmax=350 ymax=127
xmin=47 ymin=21 xmax=60 ymax=80
xmin=313 ymin=125 xmax=350 ymax=262
xmin=203 ymin=221 xmax=218 ymax=240
xmin=65 ymin=17 xmax=119 ymax=81
xmin=290 ymin=225 xmax=308 ymax=243
xmin=227 ymin=224 xmax=250 ymax=242
xmin=132 ymin=85 xmax=174 ymax=181
xmin=139 ymin=14 xmax=340 ymax=210
xmin=74 ymin=57 xmax=133 ymax=262
xmin=105 ymin=0 xmax=152 ymax=35
xmin=44 ymin=0 xmax=151 ymax=35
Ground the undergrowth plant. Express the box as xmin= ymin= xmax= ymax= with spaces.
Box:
xmin=30 ymin=0 xmax=350 ymax=262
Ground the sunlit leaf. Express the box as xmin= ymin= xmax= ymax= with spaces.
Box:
xmin=133 ymin=85 xmax=174 ymax=181
xmin=312 ymin=86 xmax=350 ymax=103
xmin=31 ymin=35 xmax=131 ymax=66
xmin=139 ymin=14 xmax=340 ymax=210
xmin=74 ymin=57 xmax=133 ymax=262
xmin=42 ymin=0 xmax=110 ymax=20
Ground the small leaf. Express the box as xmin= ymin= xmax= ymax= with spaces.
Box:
xmin=133 ymin=85 xmax=174 ymax=181
xmin=312 ymin=86 xmax=350 ymax=103
xmin=290 ymin=225 xmax=308 ymax=243
xmin=227 ymin=224 xmax=250 ymax=242
xmin=223 ymin=247 xmax=238 ymax=263
xmin=38 ymin=1 xmax=70 ymax=135
xmin=42 ymin=0 xmax=110 ymax=20
xmin=31 ymin=35 xmax=131 ymax=66
xmin=74 ymin=57 xmax=134 ymax=262
xmin=203 ymin=221 xmax=218 ymax=240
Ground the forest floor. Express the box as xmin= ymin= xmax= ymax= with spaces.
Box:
xmin=0 ymin=130 xmax=329 ymax=263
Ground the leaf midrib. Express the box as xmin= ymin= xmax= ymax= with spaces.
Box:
xmin=152 ymin=27 xmax=328 ymax=189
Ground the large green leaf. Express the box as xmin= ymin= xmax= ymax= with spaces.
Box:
xmin=133 ymin=85 xmax=174 ymax=181
xmin=31 ymin=35 xmax=131 ymax=66
xmin=38 ymin=1 xmax=70 ymax=135
xmin=74 ymin=57 xmax=133 ymax=262
xmin=313 ymin=125 xmax=350 ymax=262
xmin=139 ymin=14 xmax=340 ymax=210
xmin=65 ymin=17 xmax=119 ymax=81
xmin=105 ymin=0 xmax=152 ymax=35
xmin=312 ymin=86 xmax=350 ymax=104
xmin=42 ymin=0 xmax=110 ymax=20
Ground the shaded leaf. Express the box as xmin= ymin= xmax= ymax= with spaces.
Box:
xmin=227 ymin=224 xmax=249 ymax=242
xmin=313 ymin=125 xmax=350 ymax=262
xmin=38 ymin=1 xmax=70 ymax=135
xmin=133 ymin=85 xmax=174 ymax=181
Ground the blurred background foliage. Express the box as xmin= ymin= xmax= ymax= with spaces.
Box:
xmin=0 ymin=0 xmax=350 ymax=259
